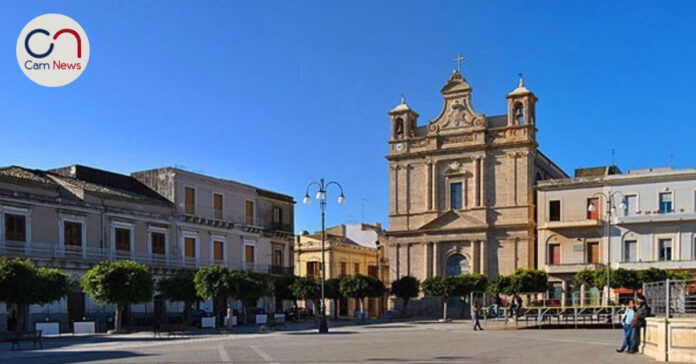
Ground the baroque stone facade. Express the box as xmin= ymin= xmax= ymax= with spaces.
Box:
xmin=386 ymin=70 xmax=567 ymax=285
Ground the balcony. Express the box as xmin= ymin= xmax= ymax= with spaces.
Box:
xmin=614 ymin=211 xmax=696 ymax=225
xmin=616 ymin=260 xmax=696 ymax=270
xmin=0 ymin=241 xmax=292 ymax=275
xmin=539 ymin=218 xmax=603 ymax=230
xmin=545 ymin=263 xmax=603 ymax=274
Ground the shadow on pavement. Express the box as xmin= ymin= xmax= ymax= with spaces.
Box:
xmin=2 ymin=350 xmax=152 ymax=364
xmin=284 ymin=331 xmax=357 ymax=335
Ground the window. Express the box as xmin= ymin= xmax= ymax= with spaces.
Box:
xmin=549 ymin=200 xmax=561 ymax=221
xmin=185 ymin=187 xmax=195 ymax=215
xmin=586 ymin=242 xmax=600 ymax=264
xmin=624 ymin=240 xmax=637 ymax=262
xmin=368 ymin=265 xmax=378 ymax=278
xmin=549 ymin=244 xmax=561 ymax=265
xmin=354 ymin=263 xmax=360 ymax=274
xmin=658 ymin=239 xmax=672 ymax=261
xmin=307 ymin=261 xmax=319 ymax=279
xmin=115 ymin=228 xmax=131 ymax=252
xmin=514 ymin=103 xmax=524 ymax=124
xmin=340 ymin=261 xmax=347 ymax=277
xmin=587 ymin=198 xmax=599 ymax=220
xmin=273 ymin=207 xmax=282 ymax=224
xmin=446 ymin=254 xmax=469 ymax=276
xmin=659 ymin=192 xmax=672 ymax=213
xmin=625 ymin=195 xmax=637 ymax=216
xmin=213 ymin=193 xmax=223 ymax=220
xmin=245 ymin=245 xmax=255 ymax=264
xmin=213 ymin=241 xmax=224 ymax=261
xmin=450 ymin=182 xmax=462 ymax=210
xmin=245 ymin=201 xmax=254 ymax=225
xmin=272 ymin=248 xmax=283 ymax=266
xmin=184 ymin=237 xmax=196 ymax=258
xmin=64 ymin=221 xmax=82 ymax=247
xmin=4 ymin=214 xmax=26 ymax=242
xmin=151 ymin=232 xmax=166 ymax=255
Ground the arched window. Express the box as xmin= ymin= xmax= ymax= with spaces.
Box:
xmin=514 ymin=103 xmax=524 ymax=125
xmin=446 ymin=254 xmax=469 ymax=276
xmin=395 ymin=118 xmax=404 ymax=136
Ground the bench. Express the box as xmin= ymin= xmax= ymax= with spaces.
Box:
xmin=0 ymin=330 xmax=43 ymax=351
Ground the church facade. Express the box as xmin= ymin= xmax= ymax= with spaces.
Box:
xmin=386 ymin=68 xmax=567 ymax=286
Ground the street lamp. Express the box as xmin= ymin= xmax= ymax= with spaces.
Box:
xmin=587 ymin=191 xmax=626 ymax=304
xmin=303 ymin=178 xmax=346 ymax=333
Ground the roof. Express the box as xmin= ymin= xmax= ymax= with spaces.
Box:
xmin=537 ymin=166 xmax=696 ymax=190
xmin=0 ymin=166 xmax=57 ymax=186
xmin=507 ymin=77 xmax=533 ymax=97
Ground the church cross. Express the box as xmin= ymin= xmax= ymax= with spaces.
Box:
xmin=453 ymin=53 xmax=464 ymax=72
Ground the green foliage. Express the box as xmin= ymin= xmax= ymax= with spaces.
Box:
xmin=33 ymin=267 xmax=71 ymax=305
xmin=81 ymin=260 xmax=154 ymax=306
xmin=237 ymin=271 xmax=268 ymax=302
xmin=324 ymin=278 xmax=343 ymax=300
xmin=593 ymin=268 xmax=609 ymax=288
xmin=194 ymin=265 xmax=231 ymax=300
xmin=609 ymin=268 xmax=640 ymax=290
xmin=273 ymin=275 xmax=297 ymax=302
xmin=157 ymin=271 xmax=199 ymax=303
xmin=454 ymin=273 xmax=489 ymax=297
xmin=366 ymin=275 xmax=385 ymax=298
xmin=0 ymin=258 xmax=70 ymax=306
xmin=390 ymin=276 xmax=420 ymax=301
xmin=638 ymin=268 xmax=669 ymax=284
xmin=339 ymin=274 xmax=372 ymax=300
xmin=508 ymin=269 xmax=548 ymax=293
xmin=421 ymin=276 xmax=458 ymax=301
xmin=573 ymin=269 xmax=598 ymax=288
xmin=667 ymin=270 xmax=692 ymax=281
xmin=489 ymin=275 xmax=512 ymax=295
xmin=290 ymin=276 xmax=321 ymax=301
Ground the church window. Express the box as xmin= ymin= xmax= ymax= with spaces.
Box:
xmin=450 ymin=182 xmax=462 ymax=210
xmin=549 ymin=200 xmax=561 ymax=221
xmin=446 ymin=254 xmax=469 ymax=276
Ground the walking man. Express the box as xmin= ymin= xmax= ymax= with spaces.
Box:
xmin=511 ymin=293 xmax=523 ymax=318
xmin=472 ymin=302 xmax=484 ymax=331
xmin=617 ymin=300 xmax=635 ymax=353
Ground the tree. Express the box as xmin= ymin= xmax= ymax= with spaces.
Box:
xmin=194 ymin=265 xmax=231 ymax=328
xmin=638 ymin=268 xmax=669 ymax=284
xmin=237 ymin=271 xmax=268 ymax=324
xmin=508 ymin=269 xmax=548 ymax=293
xmin=421 ymin=276 xmax=458 ymax=321
xmin=0 ymin=259 xmax=70 ymax=330
xmin=390 ymin=276 xmax=420 ymax=317
xmin=157 ymin=271 xmax=199 ymax=325
xmin=81 ymin=260 xmax=153 ymax=332
xmin=324 ymin=278 xmax=343 ymax=319
xmin=453 ymin=274 xmax=489 ymax=318
xmin=608 ymin=268 xmax=640 ymax=290
xmin=489 ymin=275 xmax=512 ymax=295
xmin=667 ymin=270 xmax=692 ymax=281
xmin=273 ymin=275 xmax=297 ymax=312
xmin=339 ymin=274 xmax=373 ymax=322
xmin=290 ymin=277 xmax=321 ymax=315
xmin=573 ymin=269 xmax=598 ymax=288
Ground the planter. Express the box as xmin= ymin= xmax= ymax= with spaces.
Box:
xmin=201 ymin=316 xmax=216 ymax=328
xmin=73 ymin=321 xmax=96 ymax=335
xmin=255 ymin=314 xmax=267 ymax=324
xmin=35 ymin=321 xmax=60 ymax=336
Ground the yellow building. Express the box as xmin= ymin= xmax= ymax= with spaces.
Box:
xmin=294 ymin=223 xmax=386 ymax=319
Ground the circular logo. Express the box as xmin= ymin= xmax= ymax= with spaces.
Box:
xmin=16 ymin=14 xmax=90 ymax=87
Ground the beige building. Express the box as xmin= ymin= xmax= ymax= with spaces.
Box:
xmin=386 ymin=69 xmax=566 ymax=291
xmin=537 ymin=166 xmax=696 ymax=305
xmin=294 ymin=223 xmax=386 ymax=318
xmin=0 ymin=164 xmax=294 ymax=332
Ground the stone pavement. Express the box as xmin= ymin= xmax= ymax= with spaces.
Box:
xmin=0 ymin=320 xmax=657 ymax=363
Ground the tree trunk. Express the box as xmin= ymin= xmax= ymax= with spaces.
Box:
xmin=16 ymin=303 xmax=27 ymax=331
xmin=114 ymin=304 xmax=124 ymax=332
xmin=359 ymin=298 xmax=365 ymax=322
xmin=183 ymin=301 xmax=192 ymax=326
xmin=226 ymin=296 xmax=236 ymax=330
xmin=442 ymin=299 xmax=448 ymax=321
xmin=401 ymin=298 xmax=409 ymax=318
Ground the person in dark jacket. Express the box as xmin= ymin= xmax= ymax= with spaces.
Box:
xmin=628 ymin=295 xmax=650 ymax=354
xmin=511 ymin=294 xmax=523 ymax=318
xmin=472 ymin=302 xmax=484 ymax=331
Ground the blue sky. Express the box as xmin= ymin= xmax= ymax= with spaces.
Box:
xmin=2 ymin=1 xmax=695 ymax=233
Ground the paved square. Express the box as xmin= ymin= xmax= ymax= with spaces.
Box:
xmin=0 ymin=322 xmax=655 ymax=363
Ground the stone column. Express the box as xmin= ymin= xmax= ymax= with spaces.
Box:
xmin=473 ymin=241 xmax=480 ymax=273
xmin=426 ymin=162 xmax=433 ymax=211
xmin=431 ymin=162 xmax=438 ymax=211
xmin=395 ymin=244 xmax=400 ymax=279
xmin=473 ymin=158 xmax=480 ymax=206
xmin=406 ymin=244 xmax=411 ymax=276
xmin=479 ymin=158 xmax=486 ymax=206
xmin=432 ymin=243 xmax=439 ymax=277
xmin=480 ymin=240 xmax=487 ymax=276
xmin=422 ymin=242 xmax=430 ymax=279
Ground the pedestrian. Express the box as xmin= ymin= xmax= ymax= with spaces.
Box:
xmin=628 ymin=295 xmax=650 ymax=354
xmin=617 ymin=300 xmax=635 ymax=353
xmin=511 ymin=293 xmax=523 ymax=318
xmin=472 ymin=302 xmax=484 ymax=331
xmin=494 ymin=294 xmax=502 ymax=318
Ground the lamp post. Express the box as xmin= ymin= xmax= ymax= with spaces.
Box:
xmin=587 ymin=191 xmax=626 ymax=304
xmin=303 ymin=178 xmax=346 ymax=333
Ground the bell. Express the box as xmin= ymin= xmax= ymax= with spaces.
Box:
xmin=514 ymin=107 xmax=524 ymax=118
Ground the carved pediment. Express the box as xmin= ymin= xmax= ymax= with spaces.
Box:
xmin=443 ymin=160 xmax=473 ymax=176
xmin=418 ymin=210 xmax=485 ymax=231
xmin=428 ymin=72 xmax=486 ymax=134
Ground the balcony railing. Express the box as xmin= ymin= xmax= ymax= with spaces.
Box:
xmin=545 ymin=263 xmax=604 ymax=274
xmin=0 ymin=241 xmax=293 ymax=275
xmin=540 ymin=218 xmax=603 ymax=230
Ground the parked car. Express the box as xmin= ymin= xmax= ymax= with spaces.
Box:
xmin=190 ymin=309 xmax=211 ymax=327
